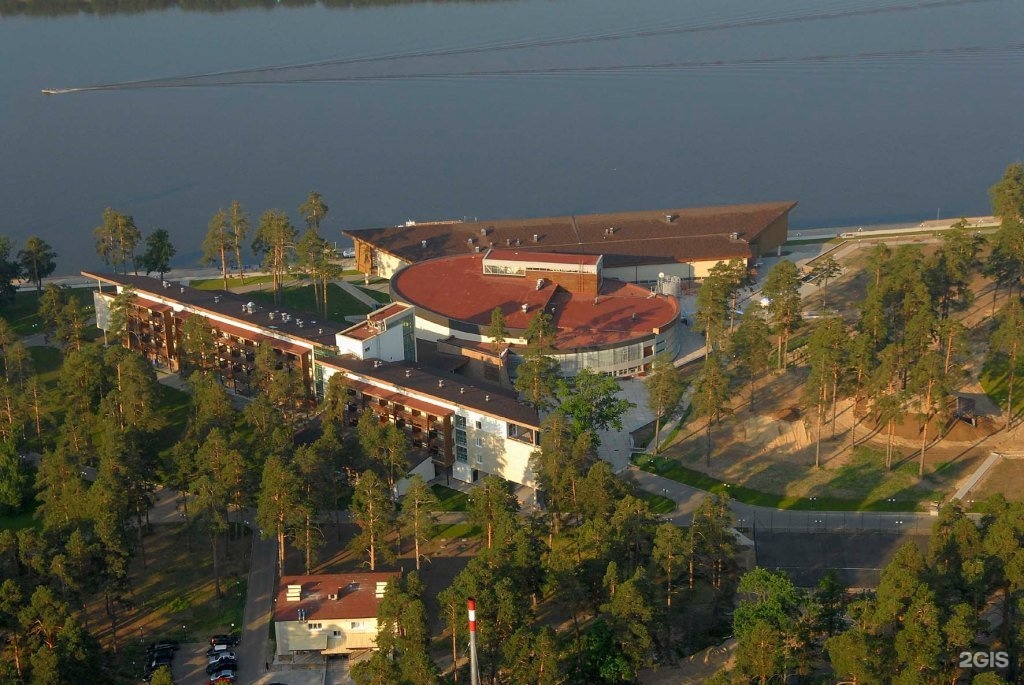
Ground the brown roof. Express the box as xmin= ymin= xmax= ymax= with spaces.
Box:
xmin=348 ymin=379 xmax=454 ymax=417
xmin=320 ymin=356 xmax=540 ymax=428
xmin=367 ymin=303 xmax=412 ymax=322
xmin=391 ymin=254 xmax=679 ymax=350
xmin=274 ymin=572 xmax=399 ymax=623
xmin=82 ymin=272 xmax=340 ymax=347
xmin=345 ymin=202 xmax=795 ymax=267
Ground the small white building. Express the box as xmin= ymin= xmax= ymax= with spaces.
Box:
xmin=273 ymin=572 xmax=400 ymax=657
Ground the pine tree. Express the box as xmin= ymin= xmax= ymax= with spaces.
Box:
xmin=252 ymin=209 xmax=296 ymax=305
xmin=690 ymin=350 xmax=731 ymax=467
xmin=762 ymin=259 xmax=802 ymax=369
xmin=487 ymin=306 xmax=508 ymax=352
xmin=228 ymin=200 xmax=250 ymax=284
xmin=989 ymin=298 xmax=1024 ymax=429
xmin=466 ymin=475 xmax=518 ymax=550
xmin=256 ymin=454 xmax=302 ymax=576
xmin=513 ymin=349 xmax=560 ymax=411
xmin=809 ymin=255 xmax=842 ymax=309
xmin=732 ymin=303 xmax=772 ymax=408
xmin=644 ymin=352 xmax=684 ymax=454
xmin=397 ymin=476 xmax=439 ymax=571
xmin=203 ymin=208 xmax=233 ymax=291
xmin=349 ymin=470 xmax=395 ymax=570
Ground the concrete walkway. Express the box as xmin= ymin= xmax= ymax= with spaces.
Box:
xmin=334 ymin=280 xmax=380 ymax=309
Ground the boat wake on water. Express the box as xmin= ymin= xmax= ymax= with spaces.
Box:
xmin=39 ymin=0 xmax=1018 ymax=95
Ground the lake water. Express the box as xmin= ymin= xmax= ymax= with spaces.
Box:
xmin=2 ymin=0 xmax=1023 ymax=272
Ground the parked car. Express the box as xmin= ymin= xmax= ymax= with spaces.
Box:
xmin=148 ymin=650 xmax=174 ymax=669
xmin=145 ymin=641 xmax=179 ymax=653
xmin=342 ymin=248 xmax=356 ymax=258
xmin=208 ymin=668 xmax=236 ymax=684
xmin=207 ymin=650 xmax=236 ymax=665
xmin=206 ymin=644 xmax=230 ymax=657
xmin=204 ymin=655 xmax=236 ymax=671
xmin=209 ymin=634 xmax=238 ymax=647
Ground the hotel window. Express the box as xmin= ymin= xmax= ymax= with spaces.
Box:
xmin=475 ymin=420 xmax=482 ymax=430
xmin=454 ymin=415 xmax=466 ymax=428
xmin=455 ymin=432 xmax=467 ymax=446
xmin=456 ymin=446 xmax=468 ymax=463
xmin=308 ymin=623 xmax=322 ymax=630
xmin=350 ymin=622 xmax=363 ymax=630
xmin=475 ymin=437 xmax=483 ymax=447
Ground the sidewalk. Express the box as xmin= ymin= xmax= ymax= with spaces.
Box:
xmin=333 ymin=280 xmax=380 ymax=309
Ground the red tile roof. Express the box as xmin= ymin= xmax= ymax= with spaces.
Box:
xmin=391 ymin=254 xmax=679 ymax=350
xmin=367 ymin=303 xmax=411 ymax=322
xmin=275 ymin=573 xmax=400 ymax=623
xmin=348 ymin=379 xmax=454 ymax=417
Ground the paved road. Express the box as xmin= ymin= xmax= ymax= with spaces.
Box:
xmin=237 ymin=529 xmax=278 ymax=684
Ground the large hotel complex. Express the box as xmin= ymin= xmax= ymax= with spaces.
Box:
xmin=84 ymin=200 xmax=793 ymax=491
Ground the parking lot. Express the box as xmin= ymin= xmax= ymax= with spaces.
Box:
xmin=170 ymin=642 xmax=350 ymax=685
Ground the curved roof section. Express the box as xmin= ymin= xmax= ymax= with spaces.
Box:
xmin=391 ymin=254 xmax=679 ymax=350
xmin=345 ymin=201 xmax=795 ymax=267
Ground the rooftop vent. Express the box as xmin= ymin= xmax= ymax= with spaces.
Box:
xmin=515 ymin=238 xmax=521 ymax=246
xmin=467 ymin=237 xmax=475 ymax=245
xmin=162 ymin=280 xmax=170 ymax=289
xmin=665 ymin=213 xmax=677 ymax=223
xmin=632 ymin=313 xmax=637 ymax=321
xmin=269 ymin=311 xmax=276 ymax=320
xmin=605 ymin=226 xmax=617 ymax=235
xmin=475 ymin=246 xmax=481 ymax=253
xmin=374 ymin=581 xmax=388 ymax=599
xmin=318 ymin=328 xmax=324 ymax=335
xmin=421 ymin=240 xmax=427 ymax=248
xmin=296 ymin=319 xmax=304 ymax=328
xmin=180 ymin=286 xmax=185 ymax=293
xmin=485 ymin=394 xmax=490 ymax=402
xmin=327 ymin=593 xmax=338 ymax=601
xmin=438 ymin=379 xmax=444 ymax=388
xmin=281 ymin=312 xmax=292 ymax=323
xmin=729 ymin=231 xmax=739 ymax=241
xmin=405 ymin=369 xmax=411 ymax=378
xmin=373 ymin=360 xmax=381 ymax=368
xmin=286 ymin=584 xmax=302 ymax=602
xmin=535 ymin=278 xmax=545 ymax=290
xmin=213 ymin=295 xmax=221 ymax=303
xmin=521 ymin=303 xmax=529 ymax=313
xmin=506 ymin=238 xmax=512 ymax=246
xmin=532 ymin=233 xmax=539 ymax=243
xmin=480 ymin=227 xmax=488 ymax=236
xmin=460 ymin=387 xmax=465 ymax=395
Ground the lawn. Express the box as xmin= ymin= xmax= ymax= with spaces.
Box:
xmin=153 ymin=384 xmax=192 ymax=462
xmin=356 ymin=285 xmax=391 ymax=305
xmin=88 ymin=521 xmax=251 ymax=651
xmin=980 ymin=354 xmax=1023 ymax=422
xmin=632 ymin=448 xmax=940 ymax=512
xmin=1 ymin=288 xmax=95 ymax=335
xmin=432 ymin=522 xmax=482 ymax=539
xmin=430 ymin=484 xmax=469 ymax=512
xmin=29 ymin=345 xmax=63 ymax=386
xmin=0 ymin=508 xmax=40 ymax=532
xmin=249 ymin=283 xmax=370 ymax=323
xmin=637 ymin=490 xmax=676 ymax=515
xmin=189 ymin=274 xmax=277 ymax=290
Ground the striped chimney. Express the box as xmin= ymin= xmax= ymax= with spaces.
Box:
xmin=467 ymin=597 xmax=477 ymax=633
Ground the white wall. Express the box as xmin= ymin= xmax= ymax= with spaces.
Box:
xmin=376 ymin=252 xmax=408 ymax=279
xmin=336 ymin=323 xmax=407 ymax=362
xmin=275 ymin=617 xmax=380 ymax=656
xmin=413 ymin=314 xmax=526 ymax=346
xmin=455 ymin=409 xmax=537 ymax=488
xmin=396 ymin=456 xmax=436 ymax=496
xmin=603 ymin=263 xmax=695 ymax=282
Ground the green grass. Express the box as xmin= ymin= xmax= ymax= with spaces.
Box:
xmin=0 ymin=509 xmax=40 ymax=532
xmin=632 ymin=450 xmax=937 ymax=512
xmin=638 ymin=491 xmax=676 ymax=515
xmin=1 ymin=288 xmax=95 ymax=335
xmin=430 ymin=484 xmax=469 ymax=512
xmin=356 ymin=286 xmax=392 ymax=305
xmin=153 ymin=385 xmax=192 ymax=462
xmin=29 ymin=346 xmax=63 ymax=386
xmin=189 ymin=274 xmax=277 ymax=290
xmin=249 ymin=283 xmax=370 ymax=323
xmin=980 ymin=355 xmax=1023 ymax=421
xmin=432 ymin=522 xmax=482 ymax=539
xmin=188 ymin=576 xmax=247 ymax=636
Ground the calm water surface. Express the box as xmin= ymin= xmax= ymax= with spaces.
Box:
xmin=2 ymin=0 xmax=1023 ymax=270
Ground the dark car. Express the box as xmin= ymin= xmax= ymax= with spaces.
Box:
xmin=148 ymin=652 xmax=173 ymax=670
xmin=206 ymin=658 xmax=237 ymax=675
xmin=207 ymin=650 xmax=236 ymax=665
xmin=145 ymin=640 xmax=179 ymax=653
xmin=209 ymin=634 xmax=240 ymax=647
xmin=206 ymin=644 xmax=231 ymax=658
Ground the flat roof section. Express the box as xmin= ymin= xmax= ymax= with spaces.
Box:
xmin=391 ymin=254 xmax=679 ymax=350
xmin=484 ymin=249 xmax=601 ymax=266
xmin=321 ymin=356 xmax=540 ymax=428
xmin=83 ymin=272 xmax=340 ymax=347
xmin=367 ymin=302 xmax=411 ymax=322
xmin=274 ymin=572 xmax=400 ymax=622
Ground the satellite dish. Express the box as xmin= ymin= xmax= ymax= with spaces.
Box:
xmin=658 ymin=272 xmax=665 ymax=279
